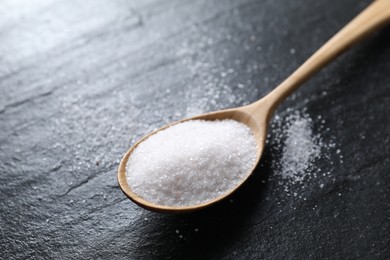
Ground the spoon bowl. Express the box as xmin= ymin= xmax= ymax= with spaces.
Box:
xmin=118 ymin=0 xmax=390 ymax=213
xmin=118 ymin=100 xmax=271 ymax=213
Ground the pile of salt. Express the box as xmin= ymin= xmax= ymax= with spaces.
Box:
xmin=126 ymin=119 xmax=257 ymax=207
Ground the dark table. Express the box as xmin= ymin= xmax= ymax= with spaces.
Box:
xmin=1 ymin=0 xmax=389 ymax=259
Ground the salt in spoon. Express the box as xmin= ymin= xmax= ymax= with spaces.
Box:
xmin=118 ymin=0 xmax=390 ymax=213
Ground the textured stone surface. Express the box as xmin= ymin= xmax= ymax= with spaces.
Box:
xmin=0 ymin=0 xmax=389 ymax=259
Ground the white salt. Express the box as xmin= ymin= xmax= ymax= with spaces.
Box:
xmin=278 ymin=112 xmax=321 ymax=183
xmin=270 ymin=110 xmax=343 ymax=199
xmin=126 ymin=119 xmax=257 ymax=207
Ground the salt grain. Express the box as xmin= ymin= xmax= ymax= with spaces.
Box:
xmin=274 ymin=112 xmax=321 ymax=183
xmin=126 ymin=119 xmax=257 ymax=207
xmin=270 ymin=110 xmax=342 ymax=193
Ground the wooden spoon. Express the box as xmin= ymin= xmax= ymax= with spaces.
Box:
xmin=118 ymin=0 xmax=390 ymax=213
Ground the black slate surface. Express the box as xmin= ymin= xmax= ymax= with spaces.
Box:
xmin=1 ymin=0 xmax=389 ymax=259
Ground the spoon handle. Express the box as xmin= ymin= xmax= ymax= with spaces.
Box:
xmin=263 ymin=0 xmax=390 ymax=113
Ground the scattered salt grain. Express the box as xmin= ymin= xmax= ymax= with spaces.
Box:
xmin=126 ymin=119 xmax=257 ymax=207
xmin=270 ymin=110 xmax=342 ymax=197
xmin=274 ymin=112 xmax=321 ymax=183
